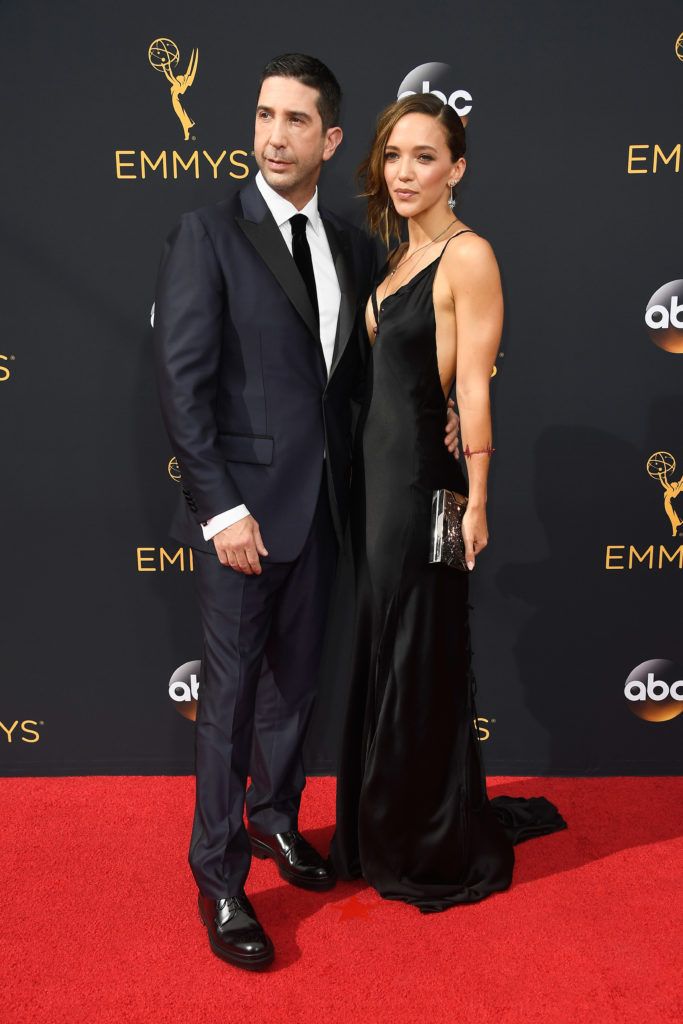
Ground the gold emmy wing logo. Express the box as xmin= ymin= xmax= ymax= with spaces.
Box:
xmin=675 ymin=32 xmax=683 ymax=61
xmin=148 ymin=38 xmax=199 ymax=140
xmin=647 ymin=451 xmax=683 ymax=537
xmin=167 ymin=456 xmax=181 ymax=483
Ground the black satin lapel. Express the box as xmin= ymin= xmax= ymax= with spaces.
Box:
xmin=324 ymin=219 xmax=357 ymax=379
xmin=237 ymin=214 xmax=319 ymax=340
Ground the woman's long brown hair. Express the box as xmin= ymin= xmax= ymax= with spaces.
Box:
xmin=358 ymin=93 xmax=466 ymax=248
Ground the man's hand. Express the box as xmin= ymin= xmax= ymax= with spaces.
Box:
xmin=213 ymin=516 xmax=268 ymax=575
xmin=445 ymin=399 xmax=460 ymax=458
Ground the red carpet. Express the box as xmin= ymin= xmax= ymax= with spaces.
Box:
xmin=1 ymin=776 xmax=681 ymax=1024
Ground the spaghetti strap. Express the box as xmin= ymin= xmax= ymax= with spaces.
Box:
xmin=371 ymin=286 xmax=379 ymax=324
xmin=430 ymin=229 xmax=476 ymax=278
xmin=440 ymin=228 xmax=474 ymax=255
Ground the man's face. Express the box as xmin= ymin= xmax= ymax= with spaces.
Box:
xmin=254 ymin=76 xmax=341 ymax=199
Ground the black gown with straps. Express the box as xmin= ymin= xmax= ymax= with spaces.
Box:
xmin=329 ymin=233 xmax=566 ymax=913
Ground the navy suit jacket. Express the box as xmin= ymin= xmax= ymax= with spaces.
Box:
xmin=153 ymin=179 xmax=376 ymax=561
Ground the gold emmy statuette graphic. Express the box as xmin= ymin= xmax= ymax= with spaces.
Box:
xmin=675 ymin=32 xmax=683 ymax=61
xmin=167 ymin=456 xmax=181 ymax=483
xmin=647 ymin=451 xmax=683 ymax=537
xmin=148 ymin=38 xmax=198 ymax=140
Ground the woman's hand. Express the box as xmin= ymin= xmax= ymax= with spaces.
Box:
xmin=462 ymin=504 xmax=488 ymax=570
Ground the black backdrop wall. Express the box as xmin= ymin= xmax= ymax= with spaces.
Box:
xmin=2 ymin=1 xmax=682 ymax=776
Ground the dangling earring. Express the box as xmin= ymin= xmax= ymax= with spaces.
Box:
xmin=447 ymin=180 xmax=458 ymax=212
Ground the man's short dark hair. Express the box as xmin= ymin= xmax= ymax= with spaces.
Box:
xmin=258 ymin=53 xmax=342 ymax=131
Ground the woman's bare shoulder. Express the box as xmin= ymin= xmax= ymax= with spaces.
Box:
xmin=445 ymin=225 xmax=495 ymax=260
xmin=440 ymin=227 xmax=499 ymax=283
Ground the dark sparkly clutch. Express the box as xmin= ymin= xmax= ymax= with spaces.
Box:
xmin=429 ymin=489 xmax=469 ymax=571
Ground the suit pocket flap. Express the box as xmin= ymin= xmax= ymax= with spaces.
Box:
xmin=218 ymin=433 xmax=273 ymax=465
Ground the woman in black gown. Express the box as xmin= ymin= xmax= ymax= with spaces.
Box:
xmin=330 ymin=94 xmax=565 ymax=913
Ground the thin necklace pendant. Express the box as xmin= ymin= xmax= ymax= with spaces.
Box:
xmin=382 ymin=217 xmax=458 ymax=302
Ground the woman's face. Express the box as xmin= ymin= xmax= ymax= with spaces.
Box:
xmin=383 ymin=112 xmax=464 ymax=220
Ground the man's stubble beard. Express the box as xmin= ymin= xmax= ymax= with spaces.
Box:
xmin=258 ymin=156 xmax=323 ymax=200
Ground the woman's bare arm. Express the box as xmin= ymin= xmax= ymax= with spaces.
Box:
xmin=441 ymin=234 xmax=503 ymax=564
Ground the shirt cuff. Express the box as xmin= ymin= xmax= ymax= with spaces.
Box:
xmin=201 ymin=505 xmax=250 ymax=541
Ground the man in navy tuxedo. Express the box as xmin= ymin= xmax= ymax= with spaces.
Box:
xmin=154 ymin=54 xmax=458 ymax=970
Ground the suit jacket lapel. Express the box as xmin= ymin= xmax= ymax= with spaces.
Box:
xmin=323 ymin=216 xmax=357 ymax=380
xmin=236 ymin=182 xmax=319 ymax=341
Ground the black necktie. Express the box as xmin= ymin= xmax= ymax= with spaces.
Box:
xmin=290 ymin=213 xmax=319 ymax=324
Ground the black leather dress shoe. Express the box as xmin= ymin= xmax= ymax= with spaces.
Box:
xmin=248 ymin=827 xmax=336 ymax=891
xmin=198 ymin=892 xmax=274 ymax=970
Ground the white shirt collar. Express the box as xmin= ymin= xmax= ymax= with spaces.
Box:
xmin=255 ymin=170 xmax=322 ymax=235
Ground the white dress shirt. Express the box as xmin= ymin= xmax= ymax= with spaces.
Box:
xmin=201 ymin=171 xmax=342 ymax=541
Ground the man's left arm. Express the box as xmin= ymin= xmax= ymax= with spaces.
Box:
xmin=445 ymin=398 xmax=460 ymax=459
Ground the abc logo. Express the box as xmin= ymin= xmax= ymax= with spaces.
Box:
xmin=644 ymin=280 xmax=683 ymax=353
xmin=168 ymin=660 xmax=201 ymax=721
xmin=397 ymin=62 xmax=472 ymax=121
xmin=624 ymin=659 xmax=683 ymax=722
